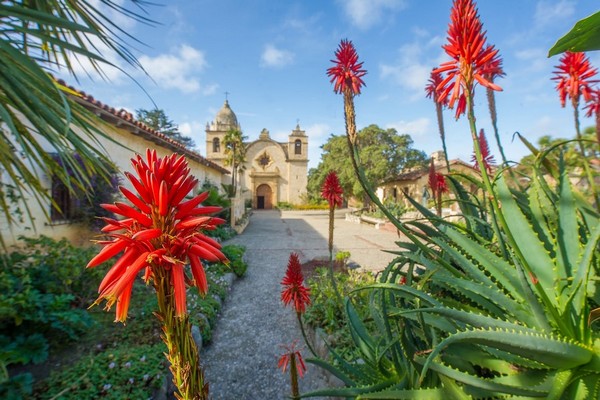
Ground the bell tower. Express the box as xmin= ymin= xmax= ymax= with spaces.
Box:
xmin=205 ymin=99 xmax=241 ymax=167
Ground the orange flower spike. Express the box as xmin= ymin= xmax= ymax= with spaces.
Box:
xmin=188 ymin=243 xmax=222 ymax=263
xmin=120 ymin=186 xmax=152 ymax=214
xmin=115 ymin=280 xmax=135 ymax=322
xmin=114 ymin=202 xmax=154 ymax=227
xmin=158 ymin=180 xmax=169 ymax=216
xmin=87 ymin=239 xmax=129 ymax=268
xmin=190 ymin=256 xmax=208 ymax=295
xmin=327 ymin=39 xmax=367 ymax=95
xmin=100 ymin=251 xmax=150 ymax=299
xmin=97 ymin=248 xmax=140 ymax=293
xmin=132 ymin=228 xmax=162 ymax=242
xmin=281 ymin=252 xmax=311 ymax=314
xmin=321 ymin=171 xmax=343 ymax=208
xmin=172 ymin=264 xmax=187 ymax=317
xmin=124 ymin=172 xmax=152 ymax=204
xmin=434 ymin=0 xmax=502 ymax=119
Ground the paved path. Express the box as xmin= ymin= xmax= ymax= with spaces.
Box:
xmin=201 ymin=209 xmax=400 ymax=399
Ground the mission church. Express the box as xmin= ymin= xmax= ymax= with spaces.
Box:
xmin=205 ymin=100 xmax=308 ymax=209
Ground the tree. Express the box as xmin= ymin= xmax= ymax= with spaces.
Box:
xmin=0 ymin=1 xmax=152 ymax=234
xmin=135 ymin=108 xmax=196 ymax=149
xmin=308 ymin=125 xmax=428 ymax=206
xmin=222 ymin=129 xmax=247 ymax=196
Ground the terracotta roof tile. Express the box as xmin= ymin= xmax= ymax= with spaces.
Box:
xmin=55 ymin=77 xmax=229 ymax=175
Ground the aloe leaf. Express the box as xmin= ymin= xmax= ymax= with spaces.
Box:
xmin=424 ymin=359 xmax=551 ymax=397
xmin=432 ymin=275 xmax=512 ymax=317
xmin=495 ymin=176 xmax=557 ymax=302
xmin=299 ymin=378 xmax=399 ymax=398
xmin=440 ymin=226 xmax=525 ymax=303
xmin=555 ymin=156 xmax=580 ymax=299
xmin=400 ymin=307 xmax=540 ymax=335
xmin=421 ymin=328 xmax=593 ymax=378
xmin=567 ymin=221 xmax=600 ymax=334
xmin=548 ymin=11 xmax=600 ymax=56
xmin=355 ymin=386 xmax=451 ymax=399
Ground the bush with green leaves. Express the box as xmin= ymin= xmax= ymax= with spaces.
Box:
xmin=207 ymin=244 xmax=248 ymax=278
xmin=34 ymin=343 xmax=167 ymax=400
xmin=303 ymin=268 xmax=375 ymax=360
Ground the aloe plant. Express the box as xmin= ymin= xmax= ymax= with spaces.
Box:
xmin=303 ymin=156 xmax=600 ymax=399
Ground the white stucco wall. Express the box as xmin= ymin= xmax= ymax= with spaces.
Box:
xmin=1 ymin=118 xmax=227 ymax=249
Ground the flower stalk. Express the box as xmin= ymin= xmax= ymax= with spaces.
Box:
xmin=88 ymin=149 xmax=228 ymax=400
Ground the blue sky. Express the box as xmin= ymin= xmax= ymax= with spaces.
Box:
xmin=61 ymin=1 xmax=600 ymax=170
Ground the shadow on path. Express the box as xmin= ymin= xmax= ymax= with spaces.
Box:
xmin=201 ymin=209 xmax=401 ymax=399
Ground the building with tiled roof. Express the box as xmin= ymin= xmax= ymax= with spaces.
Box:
xmin=377 ymin=151 xmax=480 ymax=213
xmin=206 ymin=100 xmax=308 ymax=209
xmin=1 ymin=81 xmax=230 ymax=247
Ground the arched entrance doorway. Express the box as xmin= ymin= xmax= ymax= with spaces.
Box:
xmin=256 ymin=184 xmax=273 ymax=209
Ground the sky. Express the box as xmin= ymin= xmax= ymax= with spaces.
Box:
xmin=59 ymin=0 xmax=600 ymax=170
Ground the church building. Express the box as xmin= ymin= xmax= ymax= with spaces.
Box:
xmin=205 ymin=100 xmax=308 ymax=209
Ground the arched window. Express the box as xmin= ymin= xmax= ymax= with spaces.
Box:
xmin=213 ymin=137 xmax=220 ymax=153
xmin=294 ymin=139 xmax=302 ymax=155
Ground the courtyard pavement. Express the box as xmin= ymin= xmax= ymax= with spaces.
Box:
xmin=201 ymin=209 xmax=401 ymax=399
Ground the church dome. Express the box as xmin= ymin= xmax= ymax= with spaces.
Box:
xmin=215 ymin=100 xmax=239 ymax=129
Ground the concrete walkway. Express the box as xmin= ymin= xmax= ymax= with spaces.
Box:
xmin=201 ymin=209 xmax=401 ymax=399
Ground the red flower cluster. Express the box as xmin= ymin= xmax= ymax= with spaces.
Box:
xmin=471 ymin=129 xmax=496 ymax=173
xmin=87 ymin=149 xmax=227 ymax=322
xmin=553 ymin=51 xmax=598 ymax=108
xmin=321 ymin=171 xmax=343 ymax=209
xmin=428 ymin=160 xmax=449 ymax=198
xmin=584 ymin=89 xmax=600 ymax=118
xmin=281 ymin=253 xmax=311 ymax=314
xmin=434 ymin=0 xmax=502 ymax=118
xmin=278 ymin=341 xmax=307 ymax=378
xmin=425 ymin=69 xmax=447 ymax=105
xmin=327 ymin=39 xmax=367 ymax=95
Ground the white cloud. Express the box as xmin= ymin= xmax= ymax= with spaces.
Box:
xmin=339 ymin=0 xmax=407 ymax=29
xmin=260 ymin=44 xmax=295 ymax=68
xmin=179 ymin=120 xmax=203 ymax=137
xmin=534 ymin=0 xmax=575 ymax=28
xmin=380 ymin=42 xmax=434 ymax=99
xmin=386 ymin=118 xmax=431 ymax=137
xmin=139 ymin=45 xmax=212 ymax=94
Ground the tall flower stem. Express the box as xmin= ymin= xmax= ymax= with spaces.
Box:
xmin=154 ymin=267 xmax=207 ymax=400
xmin=289 ymin=356 xmax=300 ymax=399
xmin=435 ymin=102 xmax=451 ymax=171
xmin=487 ymin=87 xmax=508 ymax=167
xmin=327 ymin=205 xmax=342 ymax=303
xmin=297 ymin=312 xmax=317 ymax=358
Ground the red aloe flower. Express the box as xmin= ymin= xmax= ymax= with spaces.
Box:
xmin=425 ymin=69 xmax=448 ymax=106
xmin=480 ymin=55 xmax=505 ymax=83
xmin=552 ymin=51 xmax=598 ymax=108
xmin=88 ymin=149 xmax=227 ymax=322
xmin=584 ymin=89 xmax=600 ymax=145
xmin=281 ymin=253 xmax=311 ymax=314
xmin=327 ymin=39 xmax=367 ymax=95
xmin=435 ymin=0 xmax=502 ymax=118
xmin=428 ymin=160 xmax=449 ymax=198
xmin=471 ymin=129 xmax=496 ymax=173
xmin=321 ymin=171 xmax=343 ymax=208
xmin=278 ymin=341 xmax=307 ymax=378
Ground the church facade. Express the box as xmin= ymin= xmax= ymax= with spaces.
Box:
xmin=205 ymin=100 xmax=308 ymax=209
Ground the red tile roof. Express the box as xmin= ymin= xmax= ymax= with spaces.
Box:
xmin=55 ymin=78 xmax=229 ymax=175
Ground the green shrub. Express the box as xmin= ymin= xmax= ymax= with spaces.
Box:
xmin=207 ymin=244 xmax=248 ymax=278
xmin=34 ymin=343 xmax=166 ymax=400
xmin=303 ymin=268 xmax=374 ymax=360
